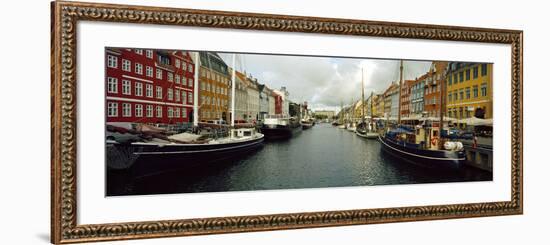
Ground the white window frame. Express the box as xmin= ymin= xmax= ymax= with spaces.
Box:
xmin=135 ymin=104 xmax=143 ymax=117
xmin=167 ymin=72 xmax=173 ymax=82
xmin=135 ymin=49 xmax=143 ymax=55
xmin=107 ymin=77 xmax=118 ymax=93
xmin=122 ymin=103 xmax=131 ymax=117
xmin=175 ymin=74 xmax=180 ymax=84
xmin=175 ymin=89 xmax=180 ymax=102
xmin=182 ymin=108 xmax=187 ymax=118
xmin=146 ymin=50 xmax=153 ymax=58
xmin=146 ymin=105 xmax=153 ymax=118
xmin=122 ymin=80 xmax=131 ymax=95
xmin=156 ymin=69 xmax=163 ymax=79
xmin=107 ymin=102 xmax=118 ymax=117
xmin=175 ymin=59 xmax=180 ymax=68
xmin=107 ymin=55 xmax=118 ymax=68
xmin=135 ymin=82 xmax=143 ymax=97
xmin=156 ymin=86 xmax=163 ymax=99
xmin=182 ymin=91 xmax=187 ymax=104
xmin=167 ymin=107 xmax=173 ymax=118
xmin=146 ymin=66 xmax=153 ymax=77
xmin=188 ymin=92 xmax=193 ymax=104
xmin=174 ymin=107 xmax=180 ymax=118
xmin=146 ymin=84 xmax=153 ymax=98
xmin=167 ymin=88 xmax=173 ymax=101
xmin=135 ymin=63 xmax=143 ymax=75
xmin=156 ymin=106 xmax=162 ymax=118
xmin=122 ymin=59 xmax=131 ymax=72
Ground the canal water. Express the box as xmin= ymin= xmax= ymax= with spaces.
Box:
xmin=107 ymin=123 xmax=492 ymax=196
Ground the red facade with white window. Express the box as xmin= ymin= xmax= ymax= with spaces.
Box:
xmin=105 ymin=48 xmax=195 ymax=124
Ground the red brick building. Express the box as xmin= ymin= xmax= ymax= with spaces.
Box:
xmin=273 ymin=92 xmax=283 ymax=115
xmin=424 ymin=61 xmax=448 ymax=118
xmin=105 ymin=48 xmax=195 ymax=125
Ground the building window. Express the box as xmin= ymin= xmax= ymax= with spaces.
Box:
xmin=453 ymin=73 xmax=458 ymax=84
xmin=167 ymin=107 xmax=173 ymax=118
xmin=459 ymin=71 xmax=464 ymax=82
xmin=465 ymin=87 xmax=471 ymax=99
xmin=156 ymin=106 xmax=162 ymax=118
xmin=146 ymin=84 xmax=153 ymax=98
xmin=135 ymin=104 xmax=143 ymax=117
xmin=182 ymin=108 xmax=187 ymax=118
xmin=174 ymin=107 xmax=180 ymax=118
xmin=182 ymin=62 xmax=187 ymax=71
xmin=122 ymin=59 xmax=131 ymax=72
xmin=122 ymin=80 xmax=131 ymax=95
xmin=481 ymin=64 xmax=488 ymax=76
xmin=473 ymin=85 xmax=479 ymax=98
xmin=175 ymin=59 xmax=180 ymax=68
xmin=465 ymin=69 xmax=470 ymax=80
xmin=481 ymin=83 xmax=488 ymax=96
xmin=188 ymin=92 xmax=193 ymax=104
xmin=182 ymin=91 xmax=187 ymax=104
xmin=146 ymin=105 xmax=153 ymax=118
xmin=135 ymin=63 xmax=143 ymax=75
xmin=453 ymin=91 xmax=458 ymax=101
xmin=459 ymin=89 xmax=464 ymax=100
xmin=167 ymin=88 xmax=173 ymax=101
xmin=134 ymin=82 xmax=143 ymax=97
xmin=107 ymin=55 xmax=118 ymax=68
xmin=156 ymin=69 xmax=163 ymax=79
xmin=188 ymin=78 xmax=193 ymax=87
xmin=107 ymin=77 xmax=118 ymax=93
xmin=188 ymin=64 xmax=192 ymax=71
xmin=473 ymin=66 xmax=479 ymax=78
xmin=107 ymin=102 xmax=118 ymax=117
xmin=146 ymin=66 xmax=153 ymax=77
xmin=122 ymin=103 xmax=131 ymax=117
xmin=156 ymin=86 xmax=162 ymax=99
xmin=175 ymin=89 xmax=180 ymax=102
xmin=146 ymin=50 xmax=153 ymax=58
xmin=175 ymin=74 xmax=180 ymax=84
xmin=167 ymin=72 xmax=173 ymax=82
xmin=135 ymin=49 xmax=143 ymax=55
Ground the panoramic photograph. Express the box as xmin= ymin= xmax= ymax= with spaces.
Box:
xmin=105 ymin=48 xmax=493 ymax=196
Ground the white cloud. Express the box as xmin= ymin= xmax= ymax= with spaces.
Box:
xmin=219 ymin=53 xmax=431 ymax=111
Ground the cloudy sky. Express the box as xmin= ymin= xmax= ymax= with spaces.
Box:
xmin=219 ymin=52 xmax=432 ymax=112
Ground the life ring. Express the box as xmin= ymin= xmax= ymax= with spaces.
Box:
xmin=431 ymin=137 xmax=438 ymax=146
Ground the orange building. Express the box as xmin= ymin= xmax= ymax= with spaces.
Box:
xmin=424 ymin=61 xmax=448 ymax=118
xmin=198 ymin=52 xmax=231 ymax=121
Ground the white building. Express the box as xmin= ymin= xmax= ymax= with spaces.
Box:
xmin=268 ymin=90 xmax=276 ymax=115
xmin=246 ymin=76 xmax=260 ymax=121
xmin=233 ymin=70 xmax=249 ymax=121
xmin=258 ymin=84 xmax=270 ymax=120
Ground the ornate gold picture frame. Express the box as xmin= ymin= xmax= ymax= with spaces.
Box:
xmin=51 ymin=1 xmax=523 ymax=243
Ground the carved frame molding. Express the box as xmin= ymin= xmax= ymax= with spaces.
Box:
xmin=51 ymin=1 xmax=523 ymax=243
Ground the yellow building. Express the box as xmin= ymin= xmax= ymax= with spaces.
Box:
xmin=446 ymin=63 xmax=493 ymax=120
xmin=198 ymin=52 xmax=231 ymax=121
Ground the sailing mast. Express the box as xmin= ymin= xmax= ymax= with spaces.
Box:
xmin=361 ymin=68 xmax=365 ymax=123
xmin=193 ymin=52 xmax=200 ymax=127
xmin=397 ymin=60 xmax=403 ymax=125
xmin=230 ymin=54 xmax=236 ymax=128
xmin=370 ymin=91 xmax=374 ymax=131
xmin=438 ymin=63 xmax=447 ymax=149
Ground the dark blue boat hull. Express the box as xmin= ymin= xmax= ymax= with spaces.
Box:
xmin=378 ymin=135 xmax=465 ymax=170
xmin=107 ymin=136 xmax=264 ymax=177
xmin=260 ymin=124 xmax=302 ymax=140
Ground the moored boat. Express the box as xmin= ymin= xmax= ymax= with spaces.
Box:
xmin=261 ymin=115 xmax=302 ymax=140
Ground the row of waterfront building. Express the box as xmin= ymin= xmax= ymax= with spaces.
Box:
xmin=336 ymin=61 xmax=493 ymax=123
xmin=105 ymin=48 xmax=293 ymax=125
